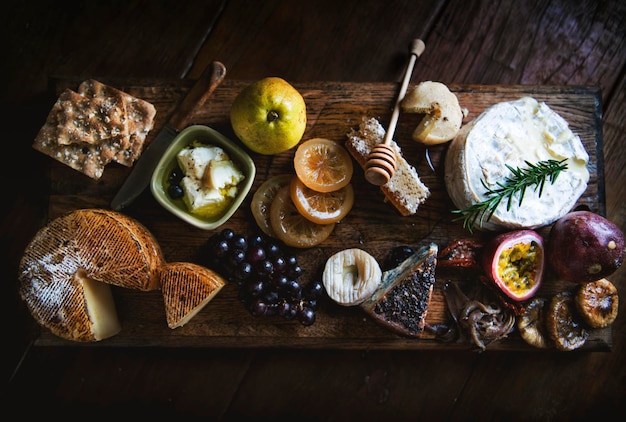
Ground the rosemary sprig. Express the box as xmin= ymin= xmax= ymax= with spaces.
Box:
xmin=452 ymin=158 xmax=568 ymax=233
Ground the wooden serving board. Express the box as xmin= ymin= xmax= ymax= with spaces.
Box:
xmin=34 ymin=79 xmax=609 ymax=351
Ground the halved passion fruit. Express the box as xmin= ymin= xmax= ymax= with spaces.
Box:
xmin=481 ymin=230 xmax=545 ymax=302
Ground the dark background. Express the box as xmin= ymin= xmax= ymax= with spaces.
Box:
xmin=3 ymin=0 xmax=625 ymax=418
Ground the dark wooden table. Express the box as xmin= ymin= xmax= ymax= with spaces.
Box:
xmin=4 ymin=0 xmax=625 ymax=418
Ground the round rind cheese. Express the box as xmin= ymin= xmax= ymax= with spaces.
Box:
xmin=322 ymin=248 xmax=382 ymax=306
xmin=445 ymin=97 xmax=589 ymax=231
xmin=18 ymin=209 xmax=164 ymax=341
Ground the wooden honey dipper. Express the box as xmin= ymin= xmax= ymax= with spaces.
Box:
xmin=364 ymin=39 xmax=426 ymax=186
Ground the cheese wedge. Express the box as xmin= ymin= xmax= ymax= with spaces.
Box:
xmin=160 ymin=262 xmax=226 ymax=329
xmin=79 ymin=271 xmax=121 ymax=339
xmin=445 ymin=97 xmax=589 ymax=231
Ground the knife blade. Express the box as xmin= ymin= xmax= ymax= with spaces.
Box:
xmin=110 ymin=60 xmax=227 ymax=211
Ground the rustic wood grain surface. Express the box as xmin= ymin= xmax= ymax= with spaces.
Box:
xmin=36 ymin=79 xmax=609 ymax=352
xmin=4 ymin=0 xmax=625 ymax=418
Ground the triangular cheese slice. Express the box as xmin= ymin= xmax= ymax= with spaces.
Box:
xmin=160 ymin=262 xmax=226 ymax=329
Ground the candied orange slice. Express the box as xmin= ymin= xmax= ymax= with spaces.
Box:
xmin=294 ymin=138 xmax=353 ymax=193
xmin=269 ymin=185 xmax=335 ymax=248
xmin=250 ymin=174 xmax=293 ymax=237
xmin=290 ymin=176 xmax=354 ymax=224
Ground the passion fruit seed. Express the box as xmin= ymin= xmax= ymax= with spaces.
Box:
xmin=497 ymin=242 xmax=541 ymax=296
xmin=482 ymin=230 xmax=545 ymax=302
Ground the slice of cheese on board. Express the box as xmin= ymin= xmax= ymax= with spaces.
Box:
xmin=160 ymin=262 xmax=226 ymax=329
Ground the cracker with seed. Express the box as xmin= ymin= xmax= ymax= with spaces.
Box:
xmin=79 ymin=79 xmax=156 ymax=166
xmin=33 ymin=81 xmax=157 ymax=179
xmin=55 ymin=89 xmax=129 ymax=153
xmin=33 ymin=90 xmax=120 ymax=179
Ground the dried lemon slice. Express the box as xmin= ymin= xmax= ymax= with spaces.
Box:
xmin=269 ymin=185 xmax=335 ymax=248
xmin=294 ymin=138 xmax=353 ymax=192
xmin=250 ymin=174 xmax=293 ymax=237
xmin=290 ymin=176 xmax=354 ymax=224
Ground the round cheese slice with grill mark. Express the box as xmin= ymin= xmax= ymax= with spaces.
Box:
xmin=444 ymin=97 xmax=589 ymax=231
xmin=18 ymin=208 xmax=164 ymax=342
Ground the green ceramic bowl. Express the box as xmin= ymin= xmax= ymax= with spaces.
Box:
xmin=151 ymin=125 xmax=256 ymax=230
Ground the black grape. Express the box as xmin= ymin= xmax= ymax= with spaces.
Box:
xmin=203 ymin=230 xmax=325 ymax=326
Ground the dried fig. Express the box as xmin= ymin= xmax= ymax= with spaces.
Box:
xmin=546 ymin=291 xmax=589 ymax=351
xmin=517 ymin=297 xmax=552 ymax=349
xmin=575 ymin=278 xmax=619 ymax=328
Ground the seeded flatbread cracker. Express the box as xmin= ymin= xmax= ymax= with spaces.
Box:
xmin=32 ymin=80 xmax=157 ymax=179
xmin=33 ymin=91 xmax=112 ymax=179
xmin=79 ymin=79 xmax=156 ymax=166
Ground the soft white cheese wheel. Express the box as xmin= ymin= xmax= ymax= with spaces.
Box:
xmin=445 ymin=97 xmax=589 ymax=231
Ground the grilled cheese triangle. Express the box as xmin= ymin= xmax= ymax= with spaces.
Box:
xmin=160 ymin=262 xmax=226 ymax=329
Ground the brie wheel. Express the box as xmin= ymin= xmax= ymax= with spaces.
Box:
xmin=445 ymin=97 xmax=589 ymax=231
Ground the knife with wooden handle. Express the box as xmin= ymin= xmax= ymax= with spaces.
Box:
xmin=111 ymin=61 xmax=227 ymax=211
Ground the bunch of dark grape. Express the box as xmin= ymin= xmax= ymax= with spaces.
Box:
xmin=204 ymin=228 xmax=325 ymax=326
